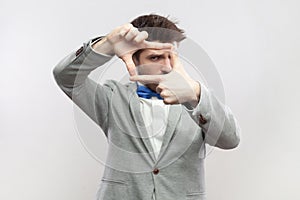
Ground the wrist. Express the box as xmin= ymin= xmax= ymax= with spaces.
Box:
xmin=191 ymin=80 xmax=200 ymax=101
xmin=92 ymin=37 xmax=115 ymax=56
xmin=188 ymin=80 xmax=201 ymax=108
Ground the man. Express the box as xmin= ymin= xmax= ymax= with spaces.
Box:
xmin=53 ymin=14 xmax=240 ymax=200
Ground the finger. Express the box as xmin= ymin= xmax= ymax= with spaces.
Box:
xmin=143 ymin=40 xmax=173 ymax=50
xmin=133 ymin=31 xmax=148 ymax=43
xmin=107 ymin=24 xmax=132 ymax=43
xmin=163 ymin=96 xmax=177 ymax=105
xmin=159 ymin=89 xmax=173 ymax=97
xmin=155 ymin=83 xmax=168 ymax=94
xmin=129 ymin=74 xmax=164 ymax=84
xmin=125 ymin=27 xmax=139 ymax=41
xmin=170 ymin=52 xmax=185 ymax=71
xmin=155 ymin=85 xmax=163 ymax=94
xmin=171 ymin=42 xmax=179 ymax=52
xmin=121 ymin=54 xmax=137 ymax=76
xmin=119 ymin=23 xmax=133 ymax=37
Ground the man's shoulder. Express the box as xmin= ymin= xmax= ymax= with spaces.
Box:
xmin=103 ymin=79 xmax=136 ymax=92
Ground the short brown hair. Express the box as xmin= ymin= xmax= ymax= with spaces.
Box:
xmin=130 ymin=14 xmax=185 ymax=43
xmin=131 ymin=14 xmax=185 ymax=62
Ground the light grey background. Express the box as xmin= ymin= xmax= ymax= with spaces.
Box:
xmin=1 ymin=0 xmax=299 ymax=199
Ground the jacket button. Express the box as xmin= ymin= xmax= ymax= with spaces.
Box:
xmin=153 ymin=168 xmax=159 ymax=175
xmin=199 ymin=114 xmax=207 ymax=124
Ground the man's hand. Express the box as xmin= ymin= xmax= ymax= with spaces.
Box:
xmin=92 ymin=23 xmax=173 ymax=76
xmin=130 ymin=53 xmax=201 ymax=107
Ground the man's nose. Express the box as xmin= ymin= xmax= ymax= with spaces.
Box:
xmin=161 ymin=58 xmax=172 ymax=73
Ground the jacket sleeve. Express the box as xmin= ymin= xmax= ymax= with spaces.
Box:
xmin=184 ymin=83 xmax=241 ymax=150
xmin=52 ymin=37 xmax=114 ymax=133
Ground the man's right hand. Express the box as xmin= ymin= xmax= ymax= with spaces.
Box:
xmin=92 ymin=23 xmax=173 ymax=76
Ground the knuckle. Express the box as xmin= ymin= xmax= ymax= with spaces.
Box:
xmin=157 ymin=77 xmax=163 ymax=82
xmin=132 ymin=27 xmax=139 ymax=33
xmin=163 ymin=98 xmax=171 ymax=104
xmin=141 ymin=31 xmax=148 ymax=37
xmin=124 ymin=23 xmax=133 ymax=29
xmin=156 ymin=87 xmax=162 ymax=93
xmin=133 ymin=37 xmax=140 ymax=43
xmin=157 ymin=84 xmax=164 ymax=89
xmin=159 ymin=82 xmax=167 ymax=88
xmin=139 ymin=31 xmax=148 ymax=40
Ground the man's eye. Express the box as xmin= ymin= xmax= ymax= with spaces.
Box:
xmin=150 ymin=56 xmax=160 ymax=61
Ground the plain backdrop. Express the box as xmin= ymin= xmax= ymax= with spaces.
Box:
xmin=1 ymin=0 xmax=300 ymax=199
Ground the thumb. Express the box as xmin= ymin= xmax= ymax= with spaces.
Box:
xmin=120 ymin=54 xmax=137 ymax=76
xmin=171 ymin=53 xmax=184 ymax=71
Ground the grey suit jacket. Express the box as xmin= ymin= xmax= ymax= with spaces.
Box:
xmin=53 ymin=37 xmax=240 ymax=200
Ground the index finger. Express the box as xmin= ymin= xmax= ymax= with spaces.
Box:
xmin=170 ymin=52 xmax=184 ymax=71
xmin=129 ymin=74 xmax=165 ymax=84
xmin=121 ymin=54 xmax=137 ymax=76
xmin=143 ymin=40 xmax=173 ymax=50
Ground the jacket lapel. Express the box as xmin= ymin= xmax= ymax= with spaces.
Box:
xmin=155 ymin=105 xmax=182 ymax=164
xmin=127 ymin=82 xmax=156 ymax=163
xmin=126 ymin=82 xmax=183 ymax=166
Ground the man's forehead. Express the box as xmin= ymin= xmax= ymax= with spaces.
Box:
xmin=141 ymin=43 xmax=178 ymax=55
xmin=142 ymin=49 xmax=170 ymax=54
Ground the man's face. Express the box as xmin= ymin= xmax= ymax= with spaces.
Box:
xmin=134 ymin=48 xmax=175 ymax=91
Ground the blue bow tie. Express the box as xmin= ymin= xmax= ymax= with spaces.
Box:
xmin=136 ymin=85 xmax=163 ymax=100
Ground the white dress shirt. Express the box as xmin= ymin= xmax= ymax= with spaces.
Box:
xmin=137 ymin=83 xmax=170 ymax=200
xmin=138 ymin=96 xmax=170 ymax=159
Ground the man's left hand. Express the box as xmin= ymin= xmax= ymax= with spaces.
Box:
xmin=130 ymin=53 xmax=201 ymax=107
